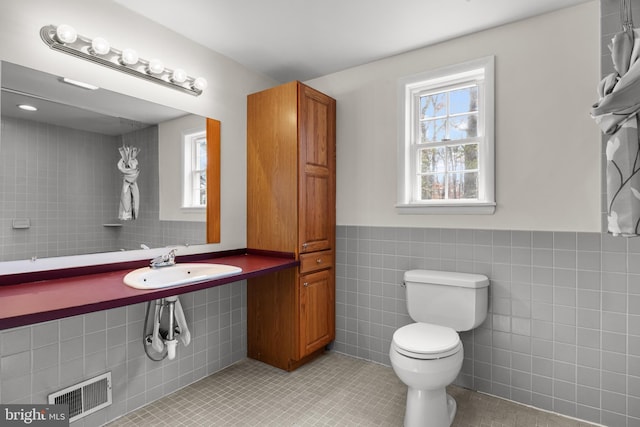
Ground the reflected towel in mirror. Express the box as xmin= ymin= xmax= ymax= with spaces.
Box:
xmin=118 ymin=145 xmax=140 ymax=220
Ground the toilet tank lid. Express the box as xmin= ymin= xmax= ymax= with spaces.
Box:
xmin=404 ymin=269 xmax=489 ymax=288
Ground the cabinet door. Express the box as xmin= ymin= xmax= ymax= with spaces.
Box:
xmin=247 ymin=82 xmax=299 ymax=253
xmin=298 ymin=85 xmax=336 ymax=254
xmin=299 ymin=268 xmax=335 ymax=357
xmin=248 ymin=270 xmax=298 ymax=370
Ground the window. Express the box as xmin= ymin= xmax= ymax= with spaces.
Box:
xmin=397 ymin=56 xmax=495 ymax=214
xmin=182 ymin=130 xmax=207 ymax=208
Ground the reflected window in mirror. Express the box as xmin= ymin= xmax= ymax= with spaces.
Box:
xmin=183 ymin=129 xmax=207 ymax=208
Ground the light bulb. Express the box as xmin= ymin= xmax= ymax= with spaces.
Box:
xmin=192 ymin=77 xmax=208 ymax=91
xmin=147 ymin=58 xmax=164 ymax=75
xmin=171 ymin=68 xmax=187 ymax=84
xmin=120 ymin=48 xmax=139 ymax=65
xmin=90 ymin=37 xmax=110 ymax=55
xmin=55 ymin=24 xmax=77 ymax=44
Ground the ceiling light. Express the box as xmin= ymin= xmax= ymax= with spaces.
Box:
xmin=18 ymin=104 xmax=38 ymax=112
xmin=62 ymin=77 xmax=100 ymax=90
xmin=40 ymin=24 xmax=206 ymax=96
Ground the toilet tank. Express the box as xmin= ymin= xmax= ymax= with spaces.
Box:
xmin=404 ymin=269 xmax=489 ymax=331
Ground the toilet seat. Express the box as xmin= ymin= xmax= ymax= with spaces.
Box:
xmin=392 ymin=323 xmax=461 ymax=360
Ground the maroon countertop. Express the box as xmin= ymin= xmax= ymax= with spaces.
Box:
xmin=0 ymin=250 xmax=297 ymax=331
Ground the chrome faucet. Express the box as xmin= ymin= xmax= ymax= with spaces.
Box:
xmin=149 ymin=248 xmax=177 ymax=268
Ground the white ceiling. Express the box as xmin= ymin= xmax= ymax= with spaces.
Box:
xmin=115 ymin=0 xmax=593 ymax=83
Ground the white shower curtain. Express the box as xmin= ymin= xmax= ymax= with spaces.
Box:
xmin=592 ymin=27 xmax=640 ymax=236
xmin=118 ymin=145 xmax=140 ymax=220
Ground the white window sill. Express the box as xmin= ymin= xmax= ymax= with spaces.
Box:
xmin=395 ymin=202 xmax=496 ymax=215
xmin=180 ymin=207 xmax=206 ymax=213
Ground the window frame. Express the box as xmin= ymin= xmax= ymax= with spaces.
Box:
xmin=182 ymin=128 xmax=207 ymax=210
xmin=396 ymin=56 xmax=496 ymax=214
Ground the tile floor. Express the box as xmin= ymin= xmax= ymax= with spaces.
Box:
xmin=107 ymin=352 xmax=599 ymax=427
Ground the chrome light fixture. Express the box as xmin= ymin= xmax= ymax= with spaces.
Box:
xmin=41 ymin=24 xmax=207 ymax=96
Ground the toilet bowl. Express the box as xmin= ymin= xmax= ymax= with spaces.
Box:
xmin=390 ymin=270 xmax=489 ymax=427
xmin=390 ymin=323 xmax=463 ymax=427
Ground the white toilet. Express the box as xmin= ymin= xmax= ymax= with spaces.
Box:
xmin=390 ymin=269 xmax=489 ymax=427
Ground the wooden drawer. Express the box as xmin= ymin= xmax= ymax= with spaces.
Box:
xmin=299 ymin=250 xmax=333 ymax=274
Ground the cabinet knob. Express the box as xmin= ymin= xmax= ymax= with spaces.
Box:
xmin=316 ymin=258 xmax=322 ymax=264
xmin=302 ymin=243 xmax=308 ymax=249
xmin=303 ymin=282 xmax=309 ymax=287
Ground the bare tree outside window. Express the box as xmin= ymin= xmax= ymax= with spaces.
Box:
xmin=418 ymin=85 xmax=479 ymax=201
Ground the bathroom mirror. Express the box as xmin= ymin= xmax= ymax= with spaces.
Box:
xmin=0 ymin=61 xmax=217 ymax=264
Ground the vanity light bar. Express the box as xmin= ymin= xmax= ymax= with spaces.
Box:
xmin=40 ymin=24 xmax=207 ymax=96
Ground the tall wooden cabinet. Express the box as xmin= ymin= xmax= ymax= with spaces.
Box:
xmin=247 ymin=81 xmax=336 ymax=371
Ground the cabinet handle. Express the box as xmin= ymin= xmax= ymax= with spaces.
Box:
xmin=302 ymin=243 xmax=308 ymax=249
xmin=316 ymin=258 xmax=322 ymax=264
xmin=303 ymin=282 xmax=309 ymax=287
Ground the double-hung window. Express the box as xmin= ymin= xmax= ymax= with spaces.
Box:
xmin=397 ymin=56 xmax=495 ymax=214
xmin=182 ymin=130 xmax=207 ymax=209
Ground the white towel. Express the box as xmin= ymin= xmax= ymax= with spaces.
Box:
xmin=117 ymin=146 xmax=140 ymax=220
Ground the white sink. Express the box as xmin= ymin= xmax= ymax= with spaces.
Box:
xmin=123 ymin=263 xmax=243 ymax=290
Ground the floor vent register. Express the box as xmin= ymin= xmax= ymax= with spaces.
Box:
xmin=48 ymin=372 xmax=112 ymax=422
